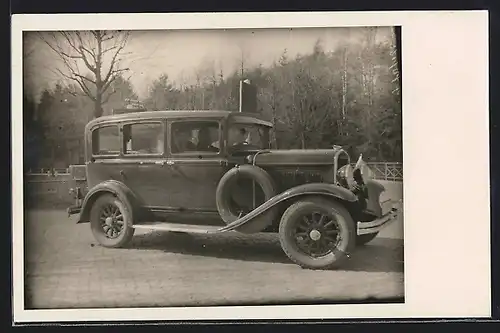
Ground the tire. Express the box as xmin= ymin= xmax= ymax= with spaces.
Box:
xmin=278 ymin=197 xmax=356 ymax=270
xmin=90 ymin=193 xmax=135 ymax=248
xmin=216 ymin=164 xmax=278 ymax=234
xmin=356 ymin=232 xmax=379 ymax=246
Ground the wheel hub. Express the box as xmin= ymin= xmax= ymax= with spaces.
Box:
xmin=105 ymin=217 xmax=113 ymax=226
xmin=309 ymin=229 xmax=321 ymax=241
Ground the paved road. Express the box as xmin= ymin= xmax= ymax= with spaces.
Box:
xmin=24 ymin=182 xmax=404 ymax=309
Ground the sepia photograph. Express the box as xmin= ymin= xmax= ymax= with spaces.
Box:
xmin=12 ymin=11 xmax=490 ymax=322
xmin=22 ymin=25 xmax=404 ymax=309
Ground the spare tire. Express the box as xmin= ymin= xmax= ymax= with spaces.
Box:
xmin=216 ymin=164 xmax=278 ymax=234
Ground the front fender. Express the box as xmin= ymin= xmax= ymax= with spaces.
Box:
xmin=77 ymin=180 xmax=141 ymax=223
xmin=220 ymin=183 xmax=358 ymax=232
xmin=363 ymin=179 xmax=386 ymax=217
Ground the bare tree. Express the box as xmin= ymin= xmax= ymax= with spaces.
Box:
xmin=389 ymin=27 xmax=401 ymax=96
xmin=38 ymin=30 xmax=130 ymax=118
xmin=360 ymin=27 xmax=378 ymax=115
xmin=237 ymin=43 xmax=250 ymax=79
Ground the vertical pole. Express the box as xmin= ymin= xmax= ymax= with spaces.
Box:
xmin=239 ymin=80 xmax=243 ymax=112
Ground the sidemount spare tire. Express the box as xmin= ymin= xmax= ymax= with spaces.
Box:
xmin=216 ymin=164 xmax=279 ymax=234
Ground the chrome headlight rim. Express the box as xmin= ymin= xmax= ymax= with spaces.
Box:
xmin=337 ymin=164 xmax=356 ymax=188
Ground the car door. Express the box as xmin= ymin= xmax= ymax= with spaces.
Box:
xmin=117 ymin=119 xmax=173 ymax=210
xmin=86 ymin=123 xmax=124 ymax=190
xmin=165 ymin=118 xmax=229 ymax=212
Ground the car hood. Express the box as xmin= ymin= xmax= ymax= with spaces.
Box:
xmin=250 ymin=149 xmax=341 ymax=167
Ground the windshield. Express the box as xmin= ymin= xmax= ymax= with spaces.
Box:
xmin=227 ymin=123 xmax=270 ymax=150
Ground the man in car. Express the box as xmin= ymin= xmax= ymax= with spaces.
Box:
xmin=228 ymin=126 xmax=249 ymax=147
xmin=172 ymin=126 xmax=196 ymax=153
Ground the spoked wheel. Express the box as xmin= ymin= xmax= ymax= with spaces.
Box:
xmin=279 ymin=197 xmax=356 ymax=270
xmin=90 ymin=194 xmax=135 ymax=248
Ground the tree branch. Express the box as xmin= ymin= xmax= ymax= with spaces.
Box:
xmin=101 ymin=33 xmax=129 ymax=92
xmin=55 ymin=68 xmax=96 ymax=101
xmin=102 ymin=89 xmax=117 ymax=104
xmin=101 ymin=68 xmax=129 ymax=93
xmin=101 ymin=45 xmax=118 ymax=55
xmin=75 ymin=31 xmax=98 ymax=63
xmin=60 ymin=32 xmax=97 ymax=74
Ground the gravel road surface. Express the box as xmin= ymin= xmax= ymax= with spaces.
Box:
xmin=24 ymin=181 xmax=404 ymax=309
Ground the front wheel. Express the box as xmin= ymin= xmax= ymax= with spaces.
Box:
xmin=278 ymin=197 xmax=356 ymax=270
xmin=90 ymin=194 xmax=135 ymax=248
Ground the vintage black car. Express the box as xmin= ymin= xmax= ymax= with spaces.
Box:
xmin=67 ymin=110 xmax=399 ymax=270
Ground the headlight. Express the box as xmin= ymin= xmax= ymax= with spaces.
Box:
xmin=337 ymin=164 xmax=355 ymax=188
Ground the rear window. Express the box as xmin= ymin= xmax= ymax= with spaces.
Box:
xmin=92 ymin=125 xmax=120 ymax=155
xmin=123 ymin=122 xmax=164 ymax=155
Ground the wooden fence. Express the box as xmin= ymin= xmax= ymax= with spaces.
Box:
xmin=364 ymin=162 xmax=403 ymax=181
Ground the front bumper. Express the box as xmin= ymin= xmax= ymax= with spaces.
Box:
xmin=357 ymin=205 xmax=400 ymax=236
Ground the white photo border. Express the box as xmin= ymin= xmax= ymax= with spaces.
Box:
xmin=11 ymin=10 xmax=491 ymax=323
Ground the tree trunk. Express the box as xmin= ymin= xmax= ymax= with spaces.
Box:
xmin=342 ymin=46 xmax=348 ymax=122
xmin=94 ymin=98 xmax=103 ymax=118
xmin=270 ymin=113 xmax=277 ymax=148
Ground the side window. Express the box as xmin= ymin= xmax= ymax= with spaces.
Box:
xmin=123 ymin=122 xmax=164 ymax=155
xmin=171 ymin=121 xmax=220 ymax=154
xmin=92 ymin=125 xmax=120 ymax=155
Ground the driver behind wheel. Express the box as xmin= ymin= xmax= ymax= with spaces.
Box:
xmin=228 ymin=126 xmax=249 ymax=146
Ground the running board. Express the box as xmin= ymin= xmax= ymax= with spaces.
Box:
xmin=132 ymin=222 xmax=229 ymax=234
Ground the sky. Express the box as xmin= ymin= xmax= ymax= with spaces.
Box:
xmin=24 ymin=26 xmax=394 ymax=100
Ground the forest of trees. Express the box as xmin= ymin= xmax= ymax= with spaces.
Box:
xmin=23 ymin=28 xmax=401 ymax=171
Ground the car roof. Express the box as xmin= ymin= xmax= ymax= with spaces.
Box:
xmin=86 ymin=110 xmax=273 ymax=129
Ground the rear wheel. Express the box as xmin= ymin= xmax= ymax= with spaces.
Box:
xmin=90 ymin=194 xmax=135 ymax=248
xmin=278 ymin=197 xmax=356 ymax=270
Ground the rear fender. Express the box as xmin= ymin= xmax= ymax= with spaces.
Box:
xmin=77 ymin=180 xmax=142 ymax=224
xmin=220 ymin=183 xmax=359 ymax=232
